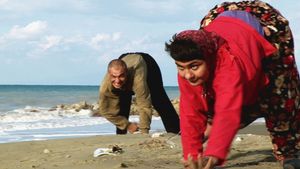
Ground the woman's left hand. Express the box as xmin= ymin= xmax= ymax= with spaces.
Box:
xmin=182 ymin=154 xmax=218 ymax=169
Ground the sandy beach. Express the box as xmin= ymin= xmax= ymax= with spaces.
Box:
xmin=0 ymin=123 xmax=284 ymax=169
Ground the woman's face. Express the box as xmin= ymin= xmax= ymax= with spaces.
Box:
xmin=175 ymin=59 xmax=209 ymax=86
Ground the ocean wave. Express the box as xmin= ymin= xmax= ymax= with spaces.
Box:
xmin=0 ymin=106 xmax=92 ymax=123
xmin=0 ymin=105 xmax=109 ymax=132
xmin=0 ymin=105 xmax=144 ymax=133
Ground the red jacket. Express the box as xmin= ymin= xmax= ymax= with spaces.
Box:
xmin=179 ymin=16 xmax=276 ymax=162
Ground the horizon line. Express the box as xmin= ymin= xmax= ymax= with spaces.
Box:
xmin=0 ymin=84 xmax=179 ymax=87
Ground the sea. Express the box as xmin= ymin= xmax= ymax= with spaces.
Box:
xmin=0 ymin=85 xmax=180 ymax=143
xmin=0 ymin=85 xmax=264 ymax=144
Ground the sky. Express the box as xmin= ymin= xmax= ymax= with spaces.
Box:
xmin=0 ymin=0 xmax=299 ymax=86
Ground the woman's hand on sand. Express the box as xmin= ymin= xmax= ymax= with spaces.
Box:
xmin=203 ymin=123 xmax=212 ymax=143
xmin=182 ymin=154 xmax=218 ymax=169
xmin=127 ymin=122 xmax=139 ymax=133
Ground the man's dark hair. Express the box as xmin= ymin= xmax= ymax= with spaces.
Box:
xmin=165 ymin=34 xmax=204 ymax=62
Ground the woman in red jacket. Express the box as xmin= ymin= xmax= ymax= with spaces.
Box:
xmin=165 ymin=1 xmax=300 ymax=169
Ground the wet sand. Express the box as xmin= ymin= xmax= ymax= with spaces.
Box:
xmin=0 ymin=124 xmax=282 ymax=169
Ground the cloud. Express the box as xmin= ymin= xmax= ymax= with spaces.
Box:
xmin=130 ymin=0 xmax=183 ymax=15
xmin=0 ymin=0 xmax=8 ymax=6
xmin=95 ymin=34 xmax=162 ymax=64
xmin=39 ymin=35 xmax=62 ymax=50
xmin=90 ymin=32 xmax=121 ymax=49
xmin=108 ymin=0 xmax=219 ymax=23
xmin=0 ymin=0 xmax=90 ymax=12
xmin=7 ymin=20 xmax=47 ymax=39
xmin=64 ymin=35 xmax=85 ymax=44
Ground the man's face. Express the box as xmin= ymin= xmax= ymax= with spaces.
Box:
xmin=175 ymin=59 xmax=209 ymax=86
xmin=108 ymin=66 xmax=127 ymax=89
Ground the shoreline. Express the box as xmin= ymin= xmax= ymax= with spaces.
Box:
xmin=0 ymin=123 xmax=282 ymax=169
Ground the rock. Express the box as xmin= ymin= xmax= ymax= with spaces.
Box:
xmin=120 ymin=163 xmax=128 ymax=168
xmin=56 ymin=98 xmax=180 ymax=117
xmin=65 ymin=154 xmax=71 ymax=158
xmin=43 ymin=149 xmax=50 ymax=154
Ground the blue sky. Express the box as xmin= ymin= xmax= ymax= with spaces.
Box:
xmin=0 ymin=0 xmax=299 ymax=86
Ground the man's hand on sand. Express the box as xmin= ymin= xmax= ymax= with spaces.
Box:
xmin=127 ymin=122 xmax=139 ymax=133
xmin=182 ymin=154 xmax=218 ymax=169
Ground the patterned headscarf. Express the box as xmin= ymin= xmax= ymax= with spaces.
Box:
xmin=176 ymin=29 xmax=225 ymax=60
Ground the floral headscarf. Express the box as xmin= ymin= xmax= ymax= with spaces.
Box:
xmin=176 ymin=29 xmax=225 ymax=60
